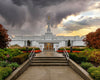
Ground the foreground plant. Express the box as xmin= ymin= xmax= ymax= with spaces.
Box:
xmin=80 ymin=62 xmax=93 ymax=70
xmin=88 ymin=66 xmax=100 ymax=80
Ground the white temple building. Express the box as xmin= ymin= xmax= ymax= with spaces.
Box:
xmin=10 ymin=21 xmax=86 ymax=51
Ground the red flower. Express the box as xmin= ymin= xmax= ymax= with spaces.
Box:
xmin=6 ymin=54 xmax=10 ymax=58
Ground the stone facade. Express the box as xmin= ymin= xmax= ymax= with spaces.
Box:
xmin=9 ymin=24 xmax=86 ymax=51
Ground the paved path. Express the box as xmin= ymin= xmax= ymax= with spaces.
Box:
xmin=17 ymin=66 xmax=83 ymax=80
xmin=16 ymin=51 xmax=84 ymax=80
xmin=35 ymin=51 xmax=63 ymax=57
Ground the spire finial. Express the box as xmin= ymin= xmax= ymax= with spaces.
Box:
xmin=48 ymin=16 xmax=50 ymax=20
xmin=47 ymin=16 xmax=51 ymax=33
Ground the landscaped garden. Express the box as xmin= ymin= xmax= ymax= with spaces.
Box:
xmin=57 ymin=47 xmax=85 ymax=53
xmin=57 ymin=28 xmax=100 ymax=80
xmin=0 ymin=24 xmax=42 ymax=80
xmin=57 ymin=47 xmax=100 ymax=80
xmin=0 ymin=47 xmax=41 ymax=80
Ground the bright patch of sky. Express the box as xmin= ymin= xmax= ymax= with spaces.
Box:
xmin=56 ymin=0 xmax=100 ymax=36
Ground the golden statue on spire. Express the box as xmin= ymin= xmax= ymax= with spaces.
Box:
xmin=48 ymin=16 xmax=50 ymax=20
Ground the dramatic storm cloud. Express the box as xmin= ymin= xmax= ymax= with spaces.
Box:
xmin=0 ymin=0 xmax=25 ymax=26
xmin=0 ymin=0 xmax=99 ymax=36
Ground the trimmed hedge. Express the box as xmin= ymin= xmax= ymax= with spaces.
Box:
xmin=12 ymin=53 xmax=29 ymax=64
xmin=69 ymin=53 xmax=88 ymax=64
xmin=58 ymin=47 xmax=85 ymax=51
xmin=19 ymin=47 xmax=40 ymax=51
xmin=80 ymin=62 xmax=93 ymax=70
xmin=0 ymin=67 xmax=12 ymax=80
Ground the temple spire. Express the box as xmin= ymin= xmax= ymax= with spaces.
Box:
xmin=47 ymin=16 xmax=51 ymax=33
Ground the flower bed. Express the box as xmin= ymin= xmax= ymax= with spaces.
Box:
xmin=57 ymin=47 xmax=100 ymax=65
xmin=68 ymin=48 xmax=100 ymax=80
xmin=19 ymin=47 xmax=42 ymax=53
xmin=57 ymin=47 xmax=85 ymax=51
xmin=56 ymin=47 xmax=85 ymax=53
xmin=22 ymin=50 xmax=41 ymax=53
xmin=0 ymin=48 xmax=29 ymax=80
xmin=57 ymin=50 xmax=80 ymax=53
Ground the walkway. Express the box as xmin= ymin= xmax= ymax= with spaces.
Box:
xmin=16 ymin=51 xmax=84 ymax=80
xmin=35 ymin=50 xmax=63 ymax=57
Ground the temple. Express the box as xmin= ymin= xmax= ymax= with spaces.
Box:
xmin=10 ymin=18 xmax=85 ymax=51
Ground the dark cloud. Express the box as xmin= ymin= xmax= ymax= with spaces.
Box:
xmin=12 ymin=0 xmax=66 ymax=7
xmin=0 ymin=0 xmax=90 ymax=35
xmin=0 ymin=0 xmax=25 ymax=27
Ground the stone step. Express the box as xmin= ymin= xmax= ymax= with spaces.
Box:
xmin=31 ymin=60 xmax=67 ymax=63
xmin=33 ymin=57 xmax=65 ymax=58
xmin=30 ymin=62 xmax=69 ymax=66
xmin=34 ymin=57 xmax=65 ymax=58
xmin=32 ymin=57 xmax=66 ymax=60
xmin=31 ymin=57 xmax=68 ymax=66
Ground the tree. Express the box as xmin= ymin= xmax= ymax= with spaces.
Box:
xmin=68 ymin=40 xmax=71 ymax=47
xmin=0 ymin=24 xmax=11 ymax=48
xmin=83 ymin=28 xmax=100 ymax=49
xmin=27 ymin=40 xmax=31 ymax=46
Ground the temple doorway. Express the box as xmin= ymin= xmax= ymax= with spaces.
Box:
xmin=44 ymin=43 xmax=54 ymax=50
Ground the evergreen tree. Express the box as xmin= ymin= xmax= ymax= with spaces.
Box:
xmin=68 ymin=40 xmax=71 ymax=47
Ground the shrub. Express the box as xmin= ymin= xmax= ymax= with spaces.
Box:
xmin=0 ymin=61 xmax=19 ymax=70
xmin=7 ymin=62 xmax=19 ymax=69
xmin=91 ymin=70 xmax=100 ymax=80
xmin=88 ymin=66 xmax=100 ymax=80
xmin=0 ymin=75 xmax=2 ymax=80
xmin=0 ymin=48 xmax=23 ymax=61
xmin=0 ymin=67 xmax=12 ymax=79
xmin=35 ymin=48 xmax=40 ymax=50
xmin=80 ymin=48 xmax=100 ymax=64
xmin=19 ymin=47 xmax=32 ymax=51
xmin=0 ymin=61 xmax=8 ymax=67
xmin=19 ymin=47 xmax=40 ymax=51
xmin=69 ymin=53 xmax=87 ymax=64
xmin=12 ymin=53 xmax=29 ymax=64
xmin=9 ymin=44 xmax=21 ymax=48
xmin=58 ymin=47 xmax=85 ymax=51
xmin=80 ymin=62 xmax=93 ymax=70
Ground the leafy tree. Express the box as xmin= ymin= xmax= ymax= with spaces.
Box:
xmin=0 ymin=24 xmax=11 ymax=48
xmin=83 ymin=28 xmax=100 ymax=49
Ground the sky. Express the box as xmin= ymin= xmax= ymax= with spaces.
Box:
xmin=0 ymin=0 xmax=100 ymax=36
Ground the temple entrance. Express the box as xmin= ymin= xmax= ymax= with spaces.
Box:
xmin=44 ymin=43 xmax=54 ymax=50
